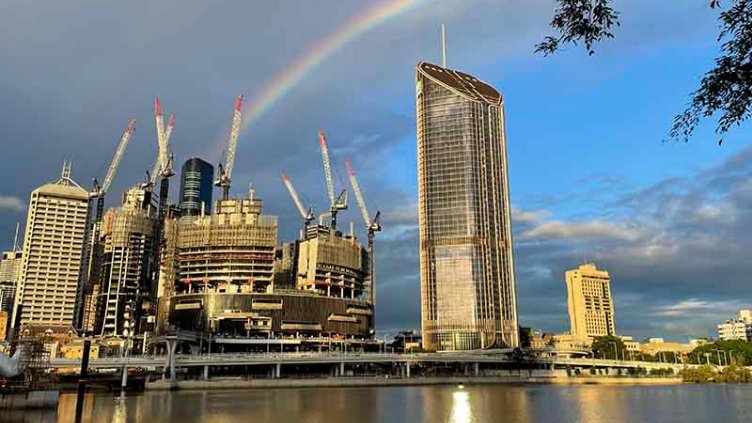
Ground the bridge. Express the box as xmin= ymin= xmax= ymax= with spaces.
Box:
xmin=49 ymin=351 xmax=697 ymax=383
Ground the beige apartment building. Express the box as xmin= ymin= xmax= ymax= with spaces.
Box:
xmin=12 ymin=163 xmax=90 ymax=332
xmin=565 ymin=263 xmax=615 ymax=339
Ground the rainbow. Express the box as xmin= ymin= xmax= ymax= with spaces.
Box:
xmin=240 ymin=0 xmax=428 ymax=132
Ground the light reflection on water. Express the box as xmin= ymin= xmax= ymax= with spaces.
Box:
xmin=3 ymin=384 xmax=752 ymax=422
xmin=450 ymin=391 xmax=472 ymax=423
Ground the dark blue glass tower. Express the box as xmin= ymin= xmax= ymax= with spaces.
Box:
xmin=179 ymin=158 xmax=214 ymax=216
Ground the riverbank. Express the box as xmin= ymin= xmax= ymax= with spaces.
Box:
xmin=146 ymin=375 xmax=682 ymax=390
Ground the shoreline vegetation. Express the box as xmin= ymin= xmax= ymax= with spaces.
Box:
xmin=680 ymin=365 xmax=752 ymax=384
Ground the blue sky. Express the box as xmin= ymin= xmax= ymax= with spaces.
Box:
xmin=0 ymin=0 xmax=750 ymax=341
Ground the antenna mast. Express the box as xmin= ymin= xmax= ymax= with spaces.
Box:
xmin=441 ymin=23 xmax=447 ymax=68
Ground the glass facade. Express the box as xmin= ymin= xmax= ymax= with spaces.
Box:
xmin=179 ymin=158 xmax=214 ymax=217
xmin=416 ymin=61 xmax=518 ymax=351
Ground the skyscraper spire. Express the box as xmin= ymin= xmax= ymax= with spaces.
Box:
xmin=440 ymin=23 xmax=447 ymax=68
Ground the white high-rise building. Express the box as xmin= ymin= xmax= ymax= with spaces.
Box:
xmin=717 ymin=309 xmax=752 ymax=342
xmin=12 ymin=162 xmax=90 ymax=331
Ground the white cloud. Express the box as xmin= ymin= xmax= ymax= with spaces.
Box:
xmin=0 ymin=196 xmax=24 ymax=212
xmin=521 ymin=219 xmax=643 ymax=242
xmin=512 ymin=207 xmax=548 ymax=224
xmin=654 ymin=298 xmax=746 ymax=318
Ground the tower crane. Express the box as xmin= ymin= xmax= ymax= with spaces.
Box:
xmin=280 ymin=172 xmax=314 ymax=227
xmin=92 ymin=119 xmax=136 ymax=220
xmin=215 ymin=94 xmax=244 ymax=200
xmin=149 ymin=97 xmax=177 ymax=326
xmin=317 ymin=130 xmax=347 ymax=230
xmin=81 ymin=118 xmax=136 ymax=331
xmin=147 ymin=112 xmax=175 ymax=188
xmin=345 ymin=159 xmax=381 ymax=306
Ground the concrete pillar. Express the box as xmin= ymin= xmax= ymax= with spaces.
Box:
xmin=406 ymin=362 xmax=411 ymax=378
xmin=203 ymin=365 xmax=209 ymax=380
xmin=275 ymin=363 xmax=281 ymax=379
xmin=169 ymin=341 xmax=178 ymax=384
xmin=474 ymin=362 xmax=480 ymax=376
xmin=339 ymin=362 xmax=345 ymax=377
xmin=163 ymin=339 xmax=178 ymax=381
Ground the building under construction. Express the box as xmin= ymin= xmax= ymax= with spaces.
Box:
xmin=158 ymin=188 xmax=375 ymax=350
xmin=296 ymin=225 xmax=366 ymax=299
xmin=93 ymin=187 xmax=157 ymax=338
xmin=172 ymin=189 xmax=278 ymax=294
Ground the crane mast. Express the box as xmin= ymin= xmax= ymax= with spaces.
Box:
xmin=281 ymin=172 xmax=314 ymax=226
xmin=149 ymin=112 xmax=175 ymax=186
xmin=317 ymin=130 xmax=347 ymax=230
xmin=215 ymin=94 xmax=244 ymax=200
xmin=318 ymin=131 xmax=336 ymax=207
xmin=345 ymin=159 xmax=381 ymax=307
xmin=101 ymin=119 xmax=136 ymax=195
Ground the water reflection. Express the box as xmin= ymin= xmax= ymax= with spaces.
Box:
xmin=27 ymin=384 xmax=752 ymax=422
xmin=450 ymin=391 xmax=472 ymax=423
xmin=111 ymin=394 xmax=126 ymax=423
xmin=420 ymin=385 xmax=531 ymax=423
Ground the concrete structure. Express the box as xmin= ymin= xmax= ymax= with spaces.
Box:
xmin=717 ymin=310 xmax=752 ymax=341
xmin=273 ymin=242 xmax=297 ymax=290
xmin=158 ymin=186 xmax=376 ymax=345
xmin=12 ymin=163 xmax=89 ymax=332
xmin=296 ymin=226 xmax=366 ymax=299
xmin=416 ymin=61 xmax=518 ymax=351
xmin=166 ymin=290 xmax=374 ymax=346
xmin=168 ymin=189 xmax=278 ymax=295
xmin=93 ymin=187 xmax=157 ymax=337
xmin=565 ymin=263 xmax=615 ymax=339
xmin=179 ymin=158 xmax=214 ymax=217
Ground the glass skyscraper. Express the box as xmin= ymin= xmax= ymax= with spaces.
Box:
xmin=416 ymin=61 xmax=518 ymax=351
xmin=179 ymin=158 xmax=214 ymax=217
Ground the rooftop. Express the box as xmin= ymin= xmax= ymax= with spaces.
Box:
xmin=417 ymin=61 xmax=502 ymax=105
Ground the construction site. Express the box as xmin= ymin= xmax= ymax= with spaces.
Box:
xmin=155 ymin=112 xmax=381 ymax=352
xmin=7 ymin=92 xmax=384 ymax=357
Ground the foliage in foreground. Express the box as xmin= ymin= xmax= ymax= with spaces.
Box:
xmin=537 ymin=0 xmax=752 ymax=144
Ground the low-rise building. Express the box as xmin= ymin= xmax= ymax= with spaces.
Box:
xmin=392 ymin=330 xmax=422 ymax=352
xmin=619 ymin=336 xmax=640 ymax=353
xmin=640 ymin=338 xmax=694 ymax=355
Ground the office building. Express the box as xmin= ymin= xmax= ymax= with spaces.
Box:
xmin=717 ymin=309 xmax=752 ymax=341
xmin=416 ymin=61 xmax=518 ymax=351
xmin=13 ymin=162 xmax=90 ymax=332
xmin=565 ymin=263 xmax=615 ymax=338
xmin=93 ymin=187 xmax=157 ymax=337
xmin=0 ymin=250 xmax=22 ymax=314
xmin=178 ymin=158 xmax=214 ymax=217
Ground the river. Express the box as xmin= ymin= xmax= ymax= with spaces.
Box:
xmin=4 ymin=384 xmax=752 ymax=422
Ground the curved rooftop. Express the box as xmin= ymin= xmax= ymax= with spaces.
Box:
xmin=417 ymin=61 xmax=502 ymax=105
